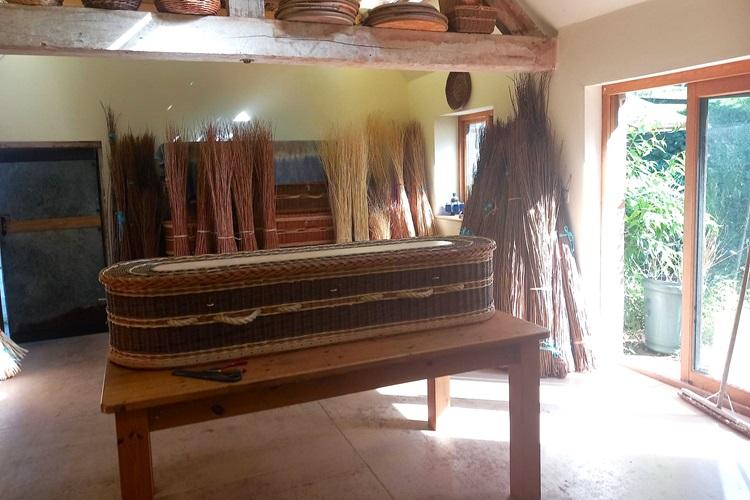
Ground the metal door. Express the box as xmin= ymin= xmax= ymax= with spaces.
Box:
xmin=0 ymin=145 xmax=106 ymax=342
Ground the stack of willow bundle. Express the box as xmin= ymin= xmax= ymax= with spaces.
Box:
xmin=461 ymin=74 xmax=593 ymax=377
xmin=319 ymin=126 xmax=368 ymax=243
xmin=403 ymin=121 xmax=436 ymax=237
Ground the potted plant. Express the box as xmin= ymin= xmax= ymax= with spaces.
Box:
xmin=625 ymin=128 xmax=688 ymax=354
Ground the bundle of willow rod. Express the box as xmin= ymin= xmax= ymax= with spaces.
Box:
xmin=461 ymin=74 xmax=573 ymax=378
xmin=0 ymin=330 xmax=27 ymax=381
xmin=134 ymin=132 xmax=161 ymax=259
xmin=320 ymin=131 xmax=354 ymax=243
xmin=403 ymin=121 xmax=436 ymax=237
xmin=231 ymin=123 xmax=258 ymax=251
xmin=116 ymin=132 xmax=161 ymax=260
xmin=252 ymin=121 xmax=278 ymax=249
xmin=366 ymin=117 xmax=392 ymax=240
xmin=367 ymin=116 xmax=414 ymax=239
xmin=559 ymin=233 xmax=594 ymax=371
xmin=103 ymin=104 xmax=131 ymax=262
xmin=194 ymin=144 xmax=215 ymax=255
xmin=201 ymin=123 xmax=237 ymax=254
xmin=551 ymin=234 xmax=573 ymax=370
xmin=349 ymin=128 xmax=369 ymax=242
xmin=164 ymin=125 xmax=191 ymax=256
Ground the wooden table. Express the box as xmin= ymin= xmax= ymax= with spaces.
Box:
xmin=101 ymin=312 xmax=548 ymax=500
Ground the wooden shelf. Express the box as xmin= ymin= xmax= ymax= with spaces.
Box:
xmin=0 ymin=4 xmax=556 ymax=72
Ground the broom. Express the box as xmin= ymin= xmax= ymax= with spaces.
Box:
xmin=403 ymin=121 xmax=436 ymax=237
xmin=679 ymin=240 xmax=750 ymax=437
xmin=164 ymin=125 xmax=191 ymax=256
xmin=0 ymin=330 xmax=26 ymax=381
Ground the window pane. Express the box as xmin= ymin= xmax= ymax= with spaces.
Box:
xmin=696 ymin=93 xmax=750 ymax=390
xmin=464 ymin=121 xmax=485 ymax=198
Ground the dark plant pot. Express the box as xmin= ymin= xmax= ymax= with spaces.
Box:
xmin=643 ymin=278 xmax=682 ymax=354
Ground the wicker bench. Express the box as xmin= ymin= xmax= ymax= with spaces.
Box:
xmin=101 ymin=311 xmax=547 ymax=500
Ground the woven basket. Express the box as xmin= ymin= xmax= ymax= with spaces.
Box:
xmin=100 ymin=236 xmax=496 ymax=368
xmin=155 ymin=0 xmax=220 ymax=15
xmin=82 ymin=0 xmax=141 ymax=9
xmin=448 ymin=5 xmax=496 ymax=33
xmin=6 ymin=0 xmax=63 ymax=5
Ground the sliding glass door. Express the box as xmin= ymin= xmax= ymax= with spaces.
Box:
xmin=684 ymin=74 xmax=750 ymax=404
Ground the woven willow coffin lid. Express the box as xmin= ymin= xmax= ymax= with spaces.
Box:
xmin=100 ymin=236 xmax=496 ymax=294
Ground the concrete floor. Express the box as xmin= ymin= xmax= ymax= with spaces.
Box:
xmin=1 ymin=334 xmax=749 ymax=500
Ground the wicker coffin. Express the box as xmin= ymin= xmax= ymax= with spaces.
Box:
xmin=100 ymin=236 xmax=495 ymax=368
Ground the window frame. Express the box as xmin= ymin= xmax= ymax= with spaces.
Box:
xmin=457 ymin=110 xmax=493 ymax=202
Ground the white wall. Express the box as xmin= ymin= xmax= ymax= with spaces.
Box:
xmin=0 ymin=55 xmax=411 ymax=144
xmin=549 ymin=0 xmax=750 ymax=357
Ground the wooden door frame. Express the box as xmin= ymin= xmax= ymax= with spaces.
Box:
xmin=0 ymin=140 xmax=111 ymax=265
xmin=601 ymin=59 xmax=750 ymax=406
xmin=683 ymin=74 xmax=750 ymax=408
xmin=457 ymin=110 xmax=493 ymax=202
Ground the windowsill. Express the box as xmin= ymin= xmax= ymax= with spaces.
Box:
xmin=436 ymin=215 xmax=463 ymax=221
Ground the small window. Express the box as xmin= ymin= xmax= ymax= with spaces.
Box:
xmin=458 ymin=110 xmax=493 ymax=202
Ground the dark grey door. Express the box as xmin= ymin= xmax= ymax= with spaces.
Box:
xmin=0 ymin=146 xmax=107 ymax=342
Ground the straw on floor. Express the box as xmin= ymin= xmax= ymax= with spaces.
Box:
xmin=0 ymin=331 xmax=26 ymax=381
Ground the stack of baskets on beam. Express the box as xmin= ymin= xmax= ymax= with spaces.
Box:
xmin=81 ymin=0 xmax=142 ymax=10
xmin=364 ymin=1 xmax=448 ymax=32
xmin=154 ymin=0 xmax=221 ymax=15
xmin=438 ymin=0 xmax=496 ymax=34
xmin=275 ymin=0 xmax=359 ymax=25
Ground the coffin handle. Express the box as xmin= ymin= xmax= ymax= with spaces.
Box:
xmin=213 ymin=309 xmax=261 ymax=326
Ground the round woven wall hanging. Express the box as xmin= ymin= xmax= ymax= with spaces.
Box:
xmin=445 ymin=72 xmax=472 ymax=110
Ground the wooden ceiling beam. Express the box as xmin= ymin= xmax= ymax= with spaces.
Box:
xmin=483 ymin=0 xmax=544 ymax=37
xmin=0 ymin=5 xmax=556 ymax=73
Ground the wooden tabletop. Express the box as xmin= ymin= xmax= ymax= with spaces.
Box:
xmin=101 ymin=311 xmax=548 ymax=414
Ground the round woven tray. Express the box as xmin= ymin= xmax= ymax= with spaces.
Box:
xmin=155 ymin=0 xmax=220 ymax=15
xmin=6 ymin=0 xmax=63 ymax=5
xmin=82 ymin=0 xmax=142 ymax=9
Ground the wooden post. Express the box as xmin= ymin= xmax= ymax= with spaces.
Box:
xmin=227 ymin=0 xmax=265 ymax=18
xmin=508 ymin=340 xmax=541 ymax=500
xmin=115 ymin=410 xmax=154 ymax=500
xmin=427 ymin=376 xmax=450 ymax=431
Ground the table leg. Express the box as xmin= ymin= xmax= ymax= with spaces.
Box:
xmin=115 ymin=409 xmax=154 ymax=500
xmin=427 ymin=376 xmax=450 ymax=431
xmin=508 ymin=340 xmax=541 ymax=500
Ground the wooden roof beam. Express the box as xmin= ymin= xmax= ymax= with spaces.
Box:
xmin=0 ymin=5 xmax=556 ymax=73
